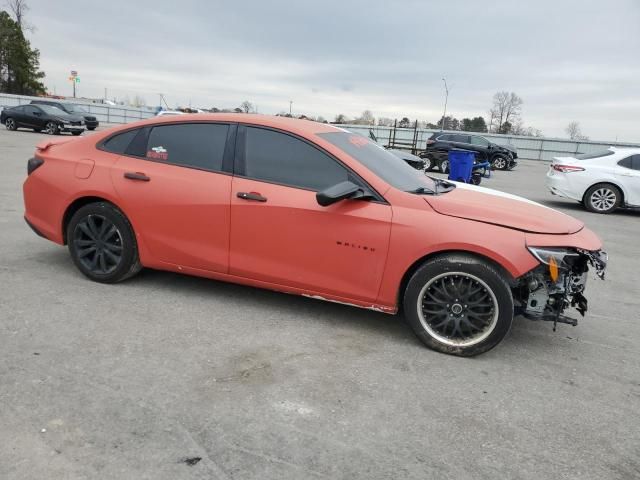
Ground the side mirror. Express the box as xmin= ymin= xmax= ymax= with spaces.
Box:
xmin=316 ymin=181 xmax=365 ymax=207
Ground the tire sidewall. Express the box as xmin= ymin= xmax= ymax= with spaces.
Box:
xmin=6 ymin=118 xmax=16 ymax=130
xmin=67 ymin=202 xmax=138 ymax=283
xmin=403 ymin=255 xmax=514 ymax=356
xmin=492 ymin=155 xmax=508 ymax=170
xmin=584 ymin=184 xmax=621 ymax=214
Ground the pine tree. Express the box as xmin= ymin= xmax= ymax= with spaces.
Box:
xmin=0 ymin=10 xmax=45 ymax=95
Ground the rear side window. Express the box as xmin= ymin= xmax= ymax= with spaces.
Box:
xmin=450 ymin=134 xmax=470 ymax=143
xmin=102 ymin=129 xmax=138 ymax=154
xmin=145 ymin=123 xmax=229 ymax=171
xmin=243 ymin=126 xmax=348 ymax=191
xmin=618 ymin=155 xmax=640 ymax=170
xmin=470 ymin=136 xmax=490 ymax=146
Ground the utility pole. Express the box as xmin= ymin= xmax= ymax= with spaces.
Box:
xmin=104 ymin=88 xmax=107 ymax=100
xmin=440 ymin=77 xmax=449 ymax=131
xmin=289 ymin=100 xmax=293 ymax=116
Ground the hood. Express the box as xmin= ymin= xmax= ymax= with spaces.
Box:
xmin=424 ymin=183 xmax=583 ymax=234
xmin=50 ymin=111 xmax=83 ymax=122
xmin=495 ymin=143 xmax=517 ymax=153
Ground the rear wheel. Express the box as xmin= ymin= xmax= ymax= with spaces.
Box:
xmin=403 ymin=254 xmax=514 ymax=356
xmin=45 ymin=121 xmax=59 ymax=135
xmin=87 ymin=126 xmax=96 ymax=131
xmin=67 ymin=202 xmax=141 ymax=283
xmin=5 ymin=118 xmax=16 ymax=130
xmin=584 ymin=183 xmax=621 ymax=214
xmin=422 ymin=155 xmax=434 ymax=172
xmin=72 ymin=131 xmax=82 ymax=136
xmin=439 ymin=159 xmax=450 ymax=174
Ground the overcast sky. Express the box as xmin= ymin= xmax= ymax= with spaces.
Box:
xmin=24 ymin=0 xmax=640 ymax=141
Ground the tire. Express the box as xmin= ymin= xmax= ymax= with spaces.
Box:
xmin=45 ymin=121 xmax=59 ymax=135
xmin=5 ymin=117 xmax=17 ymax=131
xmin=439 ymin=159 xmax=450 ymax=174
xmin=584 ymin=183 xmax=622 ymax=214
xmin=67 ymin=202 xmax=142 ymax=283
xmin=87 ymin=126 xmax=96 ymax=131
xmin=491 ymin=155 xmax=508 ymax=170
xmin=71 ymin=131 xmax=82 ymax=136
xmin=403 ymin=254 xmax=514 ymax=356
xmin=421 ymin=155 xmax=435 ymax=172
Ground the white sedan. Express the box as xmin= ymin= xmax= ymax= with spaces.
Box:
xmin=546 ymin=147 xmax=640 ymax=213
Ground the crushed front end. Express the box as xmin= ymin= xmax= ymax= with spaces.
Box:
xmin=514 ymin=248 xmax=607 ymax=329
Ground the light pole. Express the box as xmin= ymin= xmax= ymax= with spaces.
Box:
xmin=440 ymin=77 xmax=449 ymax=131
xmin=289 ymin=100 xmax=293 ymax=116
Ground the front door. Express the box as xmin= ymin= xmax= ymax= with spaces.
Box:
xmin=110 ymin=122 xmax=234 ymax=272
xmin=615 ymin=154 xmax=640 ymax=206
xmin=229 ymin=126 xmax=392 ymax=303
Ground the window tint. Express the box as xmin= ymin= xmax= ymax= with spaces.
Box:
xmin=470 ymin=136 xmax=490 ymax=146
xmin=438 ymin=134 xmax=452 ymax=141
xmin=102 ymin=129 xmax=138 ymax=154
xmin=11 ymin=106 xmax=24 ymax=113
xmin=451 ymin=134 xmax=470 ymax=143
xmin=145 ymin=123 xmax=229 ymax=171
xmin=24 ymin=106 xmax=39 ymax=115
xmin=244 ymin=127 xmax=350 ymax=191
xmin=618 ymin=155 xmax=640 ymax=170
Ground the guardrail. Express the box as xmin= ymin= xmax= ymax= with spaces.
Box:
xmin=339 ymin=124 xmax=640 ymax=161
xmin=0 ymin=93 xmax=156 ymax=125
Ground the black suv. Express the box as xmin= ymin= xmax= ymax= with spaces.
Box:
xmin=1 ymin=104 xmax=85 ymax=135
xmin=421 ymin=132 xmax=518 ymax=172
xmin=30 ymin=100 xmax=99 ymax=130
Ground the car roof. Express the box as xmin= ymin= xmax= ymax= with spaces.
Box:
xmin=115 ymin=113 xmax=344 ymax=136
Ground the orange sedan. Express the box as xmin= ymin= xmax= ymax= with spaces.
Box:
xmin=22 ymin=115 xmax=606 ymax=356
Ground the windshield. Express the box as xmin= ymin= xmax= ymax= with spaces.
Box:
xmin=38 ymin=105 xmax=68 ymax=116
xmin=317 ymin=132 xmax=437 ymax=193
xmin=67 ymin=104 xmax=88 ymax=113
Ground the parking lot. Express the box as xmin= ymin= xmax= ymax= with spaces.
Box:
xmin=1 ymin=127 xmax=639 ymax=479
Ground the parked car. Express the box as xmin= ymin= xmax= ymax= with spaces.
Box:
xmin=30 ymin=100 xmax=99 ymax=130
xmin=546 ymin=147 xmax=640 ymax=213
xmin=387 ymin=149 xmax=426 ymax=170
xmin=23 ymin=114 xmax=605 ymax=356
xmin=1 ymin=104 xmax=85 ymax=135
xmin=156 ymin=110 xmax=186 ymax=116
xmin=421 ymin=132 xmax=518 ymax=172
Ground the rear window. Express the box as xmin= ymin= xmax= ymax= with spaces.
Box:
xmin=575 ymin=150 xmax=614 ymax=160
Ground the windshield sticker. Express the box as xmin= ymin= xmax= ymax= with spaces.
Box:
xmin=147 ymin=146 xmax=168 ymax=161
xmin=348 ymin=135 xmax=369 ymax=148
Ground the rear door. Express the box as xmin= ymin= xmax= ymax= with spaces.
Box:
xmin=109 ymin=122 xmax=235 ymax=272
xmin=229 ymin=125 xmax=392 ymax=302
xmin=615 ymin=154 xmax=640 ymax=205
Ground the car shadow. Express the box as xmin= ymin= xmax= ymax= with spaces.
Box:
xmin=543 ymin=199 xmax=640 ymax=216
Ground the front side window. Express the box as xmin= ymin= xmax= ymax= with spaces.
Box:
xmin=243 ymin=127 xmax=349 ymax=191
xmin=145 ymin=123 xmax=229 ymax=171
xmin=470 ymin=136 xmax=490 ymax=146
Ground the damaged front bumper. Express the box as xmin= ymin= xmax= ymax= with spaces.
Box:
xmin=515 ymin=248 xmax=607 ymax=329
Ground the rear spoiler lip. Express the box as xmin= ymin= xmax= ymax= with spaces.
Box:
xmin=35 ymin=137 xmax=77 ymax=151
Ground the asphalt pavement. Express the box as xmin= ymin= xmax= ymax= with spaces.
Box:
xmin=1 ymin=126 xmax=638 ymax=479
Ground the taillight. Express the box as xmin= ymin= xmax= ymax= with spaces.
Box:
xmin=426 ymin=139 xmax=435 ymax=145
xmin=552 ymin=164 xmax=584 ymax=173
xmin=27 ymin=157 xmax=44 ymax=175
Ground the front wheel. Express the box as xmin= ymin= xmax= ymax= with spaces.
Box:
xmin=491 ymin=155 xmax=508 ymax=170
xmin=5 ymin=117 xmax=17 ymax=130
xmin=67 ymin=202 xmax=142 ymax=283
xmin=45 ymin=122 xmax=59 ymax=135
xmin=403 ymin=254 xmax=514 ymax=356
xmin=584 ymin=183 xmax=621 ymax=214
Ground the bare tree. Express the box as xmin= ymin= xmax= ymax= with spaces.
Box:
xmin=239 ymin=100 xmax=254 ymax=113
xmin=377 ymin=117 xmax=394 ymax=127
xmin=490 ymin=91 xmax=523 ymax=133
xmin=6 ymin=0 xmax=34 ymax=32
xmin=354 ymin=110 xmax=375 ymax=125
xmin=565 ymin=121 xmax=588 ymax=141
xmin=334 ymin=114 xmax=348 ymax=123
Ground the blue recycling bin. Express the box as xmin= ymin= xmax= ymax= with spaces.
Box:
xmin=448 ymin=149 xmax=476 ymax=183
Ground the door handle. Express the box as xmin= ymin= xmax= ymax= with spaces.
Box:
xmin=237 ymin=191 xmax=267 ymax=202
xmin=124 ymin=172 xmax=150 ymax=182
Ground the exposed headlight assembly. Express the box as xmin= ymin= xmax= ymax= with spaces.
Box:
xmin=527 ymin=247 xmax=580 ymax=281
